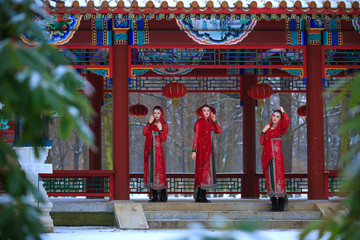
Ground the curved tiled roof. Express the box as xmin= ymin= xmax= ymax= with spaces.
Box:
xmin=41 ymin=0 xmax=360 ymax=13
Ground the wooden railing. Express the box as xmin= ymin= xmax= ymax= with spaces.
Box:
xmin=39 ymin=170 xmax=115 ymax=200
xmin=36 ymin=170 xmax=342 ymax=200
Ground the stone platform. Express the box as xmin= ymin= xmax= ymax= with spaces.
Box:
xmin=50 ymin=198 xmax=341 ymax=230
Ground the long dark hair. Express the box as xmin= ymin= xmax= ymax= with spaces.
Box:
xmin=273 ymin=110 xmax=283 ymax=117
xmin=153 ymin=106 xmax=162 ymax=112
xmin=202 ymin=104 xmax=210 ymax=110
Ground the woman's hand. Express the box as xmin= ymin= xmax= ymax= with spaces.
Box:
xmin=262 ymin=124 xmax=270 ymax=133
xmin=278 ymin=107 xmax=285 ymax=114
xmin=156 ymin=122 xmax=162 ymax=131
xmin=192 ymin=152 xmax=196 ymax=161
xmin=149 ymin=114 xmax=154 ymax=123
xmin=211 ymin=113 xmax=216 ymax=122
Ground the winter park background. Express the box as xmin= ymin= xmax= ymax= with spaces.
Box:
xmin=47 ymin=84 xmax=352 ymax=177
xmin=43 ymin=88 xmax=351 ymax=238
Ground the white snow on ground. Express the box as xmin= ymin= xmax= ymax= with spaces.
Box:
xmin=41 ymin=227 xmax=329 ymax=240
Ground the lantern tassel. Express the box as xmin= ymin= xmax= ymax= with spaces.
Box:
xmin=257 ymin=99 xmax=264 ymax=107
xmin=172 ymin=98 xmax=178 ymax=107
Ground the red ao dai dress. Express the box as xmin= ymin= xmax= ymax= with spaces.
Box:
xmin=192 ymin=109 xmax=221 ymax=195
xmin=260 ymin=112 xmax=289 ymax=198
xmin=143 ymin=107 xmax=168 ymax=191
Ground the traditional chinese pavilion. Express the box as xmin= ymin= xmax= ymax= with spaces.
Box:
xmin=15 ymin=0 xmax=360 ymax=200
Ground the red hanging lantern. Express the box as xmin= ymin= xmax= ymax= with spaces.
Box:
xmin=247 ymin=83 xmax=273 ymax=100
xmin=129 ymin=103 xmax=148 ymax=118
xmin=162 ymin=81 xmax=187 ymax=106
xmin=297 ymin=105 xmax=306 ymax=118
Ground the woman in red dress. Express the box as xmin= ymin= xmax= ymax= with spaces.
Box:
xmin=192 ymin=105 xmax=221 ymax=203
xmin=260 ymin=106 xmax=289 ymax=211
xmin=143 ymin=106 xmax=168 ymax=202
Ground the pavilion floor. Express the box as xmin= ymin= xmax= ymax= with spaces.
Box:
xmin=49 ymin=198 xmax=342 ymax=230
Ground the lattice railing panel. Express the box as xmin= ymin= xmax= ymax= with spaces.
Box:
xmin=41 ymin=177 xmax=110 ymax=193
xmin=59 ymin=48 xmax=110 ymax=65
xmin=167 ymin=178 xmax=194 ymax=193
xmin=216 ymin=178 xmax=242 ymax=192
xmin=129 ymin=177 xmax=147 ymax=193
xmin=323 ymin=77 xmax=353 ymax=90
xmin=129 ymin=76 xmax=240 ymax=91
xmin=328 ymin=177 xmax=342 ymax=194
xmin=257 ymin=77 xmax=352 ymax=92
xmin=258 ymin=77 xmax=306 ymax=91
xmin=131 ymin=48 xmax=304 ymax=67
xmin=130 ymin=176 xmax=242 ymax=193
xmin=258 ymin=178 xmax=308 ymax=193
xmin=324 ymin=49 xmax=360 ymax=66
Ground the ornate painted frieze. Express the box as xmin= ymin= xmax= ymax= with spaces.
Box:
xmin=307 ymin=31 xmax=322 ymax=45
xmin=131 ymin=68 xmax=152 ymax=76
xmin=352 ymin=19 xmax=360 ymax=32
xmin=281 ymin=68 xmax=304 ymax=77
xmin=176 ymin=18 xmax=257 ymax=45
xmin=152 ymin=68 xmax=193 ymax=75
xmin=322 ymin=31 xmax=343 ymax=46
xmin=92 ymin=15 xmax=113 ymax=45
xmin=21 ymin=15 xmax=82 ymax=45
xmin=113 ymin=16 xmax=130 ymax=45
xmin=129 ymin=18 xmax=149 ymax=45
xmin=325 ymin=68 xmax=346 ymax=77
xmin=287 ymin=31 xmax=307 ymax=45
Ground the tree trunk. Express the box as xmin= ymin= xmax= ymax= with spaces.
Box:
xmin=172 ymin=104 xmax=178 ymax=172
xmin=324 ymin=97 xmax=329 ymax=169
xmin=256 ymin=105 xmax=263 ymax=173
xmin=187 ymin=94 xmax=195 ymax=173
xmin=103 ymin=102 xmax=113 ymax=170
xmin=337 ymin=96 xmax=350 ymax=170
xmin=279 ymin=93 xmax=293 ymax=173
xmin=180 ymin=103 xmax=185 ymax=172
xmin=216 ymin=94 xmax=225 ymax=172
xmin=73 ymin=132 xmax=81 ymax=170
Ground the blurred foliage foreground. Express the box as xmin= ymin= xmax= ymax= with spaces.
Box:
xmin=0 ymin=0 xmax=93 ymax=239
xmin=299 ymin=76 xmax=360 ymax=240
xmin=176 ymin=78 xmax=360 ymax=240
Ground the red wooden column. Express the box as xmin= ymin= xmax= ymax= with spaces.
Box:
xmin=306 ymin=32 xmax=326 ymax=199
xmin=87 ymin=74 xmax=103 ymax=170
xmin=241 ymin=74 xmax=258 ymax=198
xmin=112 ymin=45 xmax=130 ymax=200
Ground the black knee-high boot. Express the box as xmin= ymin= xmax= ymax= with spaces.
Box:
xmin=159 ymin=189 xmax=167 ymax=202
xmin=270 ymin=197 xmax=278 ymax=211
xmin=148 ymin=189 xmax=159 ymax=202
xmin=200 ymin=189 xmax=210 ymax=203
xmin=278 ymin=197 xmax=285 ymax=211
xmin=195 ymin=188 xmax=201 ymax=202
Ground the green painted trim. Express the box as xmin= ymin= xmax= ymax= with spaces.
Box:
xmin=50 ymin=212 xmax=114 ymax=226
xmin=269 ymin=158 xmax=275 ymax=192
xmin=211 ymin=141 xmax=217 ymax=184
xmin=149 ymin=137 xmax=154 ymax=184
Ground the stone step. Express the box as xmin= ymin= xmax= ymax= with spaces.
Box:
xmin=141 ymin=201 xmax=318 ymax=212
xmin=147 ymin=219 xmax=316 ymax=230
xmin=51 ymin=201 xmax=113 ymax=212
xmin=144 ymin=210 xmax=321 ymax=221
